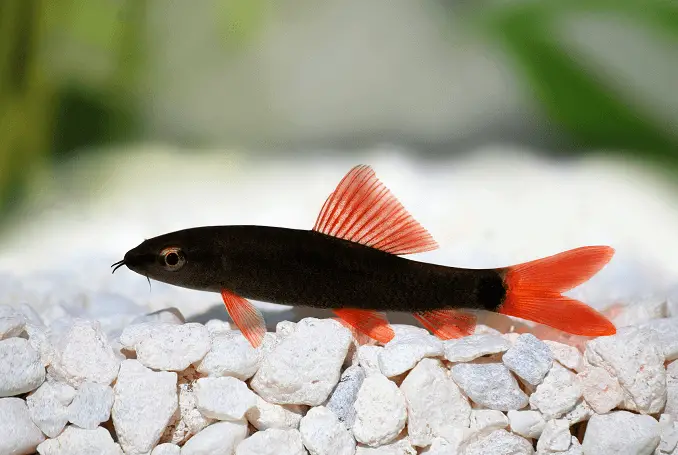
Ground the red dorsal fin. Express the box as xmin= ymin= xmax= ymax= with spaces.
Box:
xmin=413 ymin=309 xmax=477 ymax=340
xmin=333 ymin=308 xmax=395 ymax=344
xmin=313 ymin=165 xmax=439 ymax=255
xmin=221 ymin=289 xmax=266 ymax=348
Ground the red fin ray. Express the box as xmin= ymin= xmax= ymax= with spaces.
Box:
xmin=414 ymin=309 xmax=477 ymax=340
xmin=499 ymin=246 xmax=616 ymax=337
xmin=221 ymin=289 xmax=267 ymax=348
xmin=333 ymin=308 xmax=395 ymax=344
xmin=313 ymin=165 xmax=438 ymax=255
xmin=505 ymin=246 xmax=615 ymax=293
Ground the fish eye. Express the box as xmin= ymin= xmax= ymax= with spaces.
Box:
xmin=159 ymin=247 xmax=185 ymax=271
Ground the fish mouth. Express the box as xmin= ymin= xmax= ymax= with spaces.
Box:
xmin=111 ymin=259 xmax=126 ymax=274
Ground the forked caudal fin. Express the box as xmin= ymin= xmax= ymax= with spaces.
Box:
xmin=498 ymin=246 xmax=617 ymax=337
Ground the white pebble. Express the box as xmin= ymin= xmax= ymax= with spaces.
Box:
xmin=464 ymin=429 xmax=534 ymax=455
xmin=420 ymin=437 xmax=458 ymax=455
xmin=251 ymin=318 xmax=352 ymax=406
xmin=50 ymin=320 xmax=120 ymax=387
xmin=181 ymin=420 xmax=248 ymax=455
xmin=450 ymin=362 xmax=528 ymax=411
xmin=640 ymin=317 xmax=678 ymax=361
xmin=503 ymin=334 xmax=553 ymax=386
xmin=160 ymin=370 xmax=216 ymax=445
xmin=0 ymin=337 xmax=46 ymax=396
xmin=357 ymin=346 xmax=383 ymax=375
xmin=612 ymin=296 xmax=666 ymax=327
xmin=152 ymin=443 xmax=181 ymax=455
xmin=36 ymin=426 xmax=122 ymax=455
xmin=0 ymin=397 xmax=46 ymax=455
xmin=543 ymin=341 xmax=584 ymax=372
xmin=657 ymin=414 xmax=678 ymax=454
xmin=529 ymin=362 xmax=582 ymax=420
xmin=197 ymin=330 xmax=262 ymax=380
xmin=444 ymin=334 xmax=511 ymax=363
xmin=25 ymin=324 xmax=55 ymax=368
xmin=300 ymin=406 xmax=356 ymax=455
xmin=470 ymin=409 xmax=509 ymax=432
xmin=378 ymin=331 xmax=443 ymax=377
xmin=508 ymin=410 xmax=546 ymax=439
xmin=112 ymin=360 xmax=178 ymax=455
xmin=562 ymin=400 xmax=593 ymax=426
xmin=355 ymin=437 xmax=416 ymax=454
xmin=353 ymin=374 xmax=407 ymax=447
xmin=536 ymin=419 xmax=571 ymax=453
xmin=26 ymin=381 xmax=76 ymax=437
xmin=236 ymin=428 xmax=306 ymax=455
xmin=666 ymin=360 xmax=678 ymax=416
xmin=325 ymin=365 xmax=365 ymax=428
xmin=0 ymin=304 xmax=27 ymax=339
xmin=205 ymin=319 xmax=233 ymax=335
xmin=582 ymin=411 xmax=660 ymax=455
xmin=276 ymin=321 xmax=298 ymax=338
xmin=400 ymin=358 xmax=470 ymax=446
xmin=67 ymin=382 xmax=114 ymax=429
xmin=577 ymin=366 xmax=623 ymax=414
xmin=120 ymin=322 xmax=211 ymax=371
xmin=246 ymin=395 xmax=304 ymax=431
xmin=194 ymin=376 xmax=257 ymax=421
xmin=585 ymin=326 xmax=666 ymax=414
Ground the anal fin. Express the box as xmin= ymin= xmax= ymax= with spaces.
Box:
xmin=221 ymin=289 xmax=267 ymax=348
xmin=414 ymin=309 xmax=477 ymax=340
xmin=333 ymin=308 xmax=395 ymax=344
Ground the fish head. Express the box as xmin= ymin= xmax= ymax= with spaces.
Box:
xmin=117 ymin=229 xmax=220 ymax=291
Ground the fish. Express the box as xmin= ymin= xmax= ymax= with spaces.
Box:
xmin=113 ymin=164 xmax=617 ymax=347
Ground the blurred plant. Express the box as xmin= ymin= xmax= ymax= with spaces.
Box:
xmin=474 ymin=0 xmax=678 ymax=167
xmin=0 ymin=0 xmax=145 ymax=221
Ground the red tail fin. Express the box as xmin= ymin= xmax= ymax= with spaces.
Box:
xmin=499 ymin=246 xmax=616 ymax=337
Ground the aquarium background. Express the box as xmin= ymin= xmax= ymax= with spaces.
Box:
xmin=1 ymin=0 xmax=678 ymax=320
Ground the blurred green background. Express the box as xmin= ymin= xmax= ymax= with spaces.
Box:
xmin=1 ymin=0 xmax=677 ymax=220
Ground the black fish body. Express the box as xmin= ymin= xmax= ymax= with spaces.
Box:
xmin=126 ymin=225 xmax=505 ymax=313
xmin=117 ymin=164 xmax=617 ymax=347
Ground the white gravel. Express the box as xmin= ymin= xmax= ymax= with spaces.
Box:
xmin=582 ymin=411 xmax=660 ymax=454
xmin=197 ymin=330 xmax=262 ymax=380
xmin=246 ymin=395 xmax=304 ymax=431
xmin=26 ymin=381 xmax=76 ymax=437
xmin=443 ymin=333 xmax=510 ymax=363
xmin=299 ymin=406 xmax=356 ymax=455
xmin=450 ymin=362 xmax=529 ymax=411
xmin=585 ymin=326 xmax=666 ymax=414
xmin=250 ymin=318 xmax=351 ymax=406
xmin=112 ymin=360 xmax=178 ymax=454
xmin=181 ymin=419 xmax=248 ymax=455
xmin=529 ymin=362 xmax=582 ymax=420
xmin=236 ymin=428 xmax=307 ymax=455
xmin=0 ymin=397 xmax=46 ymax=455
xmin=0 ymin=337 xmax=45 ymax=396
xmin=36 ymin=426 xmax=123 ymax=455
xmin=0 ymin=303 xmax=675 ymax=454
xmin=352 ymin=373 xmax=407 ymax=447
xmin=400 ymin=358 xmax=470 ymax=446
xmin=193 ymin=376 xmax=257 ymax=420
xmin=502 ymin=333 xmax=553 ymax=386
xmin=378 ymin=330 xmax=443 ymax=377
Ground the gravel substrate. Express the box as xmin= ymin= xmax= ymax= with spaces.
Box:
xmin=2 ymin=295 xmax=678 ymax=455
xmin=2 ymin=150 xmax=678 ymax=454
